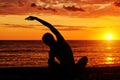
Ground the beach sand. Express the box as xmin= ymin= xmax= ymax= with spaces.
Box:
xmin=0 ymin=67 xmax=120 ymax=80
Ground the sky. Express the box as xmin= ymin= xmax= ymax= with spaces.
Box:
xmin=0 ymin=0 xmax=120 ymax=40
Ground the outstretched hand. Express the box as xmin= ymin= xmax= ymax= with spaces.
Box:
xmin=25 ymin=16 xmax=37 ymax=20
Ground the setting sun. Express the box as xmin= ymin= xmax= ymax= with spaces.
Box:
xmin=106 ymin=34 xmax=113 ymax=40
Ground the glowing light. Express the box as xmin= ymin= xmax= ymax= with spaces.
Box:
xmin=106 ymin=47 xmax=112 ymax=50
xmin=105 ymin=57 xmax=114 ymax=64
xmin=106 ymin=34 xmax=113 ymax=40
xmin=105 ymin=53 xmax=115 ymax=64
xmin=106 ymin=57 xmax=113 ymax=61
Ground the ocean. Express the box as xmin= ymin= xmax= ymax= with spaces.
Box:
xmin=0 ymin=40 xmax=120 ymax=68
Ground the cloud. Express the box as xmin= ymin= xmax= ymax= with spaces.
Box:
xmin=0 ymin=0 xmax=86 ymax=15
xmin=92 ymin=3 xmax=112 ymax=10
xmin=0 ymin=0 xmax=37 ymax=15
xmin=0 ymin=0 xmax=30 ymax=3
xmin=31 ymin=1 xmax=85 ymax=12
xmin=1 ymin=24 xmax=35 ymax=28
xmin=0 ymin=0 xmax=120 ymax=18
xmin=1 ymin=24 xmax=86 ymax=31
xmin=1 ymin=22 xmax=104 ymax=31
xmin=63 ymin=5 xmax=85 ymax=12
xmin=114 ymin=1 xmax=120 ymax=7
xmin=34 ymin=24 xmax=81 ymax=31
xmin=80 ymin=0 xmax=114 ymax=4
xmin=54 ymin=25 xmax=104 ymax=31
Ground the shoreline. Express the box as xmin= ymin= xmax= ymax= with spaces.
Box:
xmin=0 ymin=66 xmax=120 ymax=80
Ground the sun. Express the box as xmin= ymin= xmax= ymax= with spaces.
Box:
xmin=106 ymin=34 xmax=113 ymax=40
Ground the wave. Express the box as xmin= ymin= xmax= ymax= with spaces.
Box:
xmin=0 ymin=49 xmax=49 ymax=53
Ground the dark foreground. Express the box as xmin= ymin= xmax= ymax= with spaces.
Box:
xmin=0 ymin=67 xmax=120 ymax=80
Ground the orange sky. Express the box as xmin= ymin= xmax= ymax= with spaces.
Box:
xmin=0 ymin=0 xmax=120 ymax=40
xmin=0 ymin=14 xmax=119 ymax=40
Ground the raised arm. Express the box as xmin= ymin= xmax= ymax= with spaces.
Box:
xmin=25 ymin=16 xmax=64 ymax=41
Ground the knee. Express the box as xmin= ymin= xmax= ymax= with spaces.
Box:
xmin=82 ymin=56 xmax=88 ymax=62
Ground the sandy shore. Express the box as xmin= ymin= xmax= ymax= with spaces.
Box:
xmin=0 ymin=66 xmax=120 ymax=80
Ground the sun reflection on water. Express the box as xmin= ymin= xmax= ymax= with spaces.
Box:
xmin=106 ymin=46 xmax=112 ymax=50
xmin=105 ymin=53 xmax=115 ymax=65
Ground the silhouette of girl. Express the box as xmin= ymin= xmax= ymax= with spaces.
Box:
xmin=25 ymin=16 xmax=88 ymax=80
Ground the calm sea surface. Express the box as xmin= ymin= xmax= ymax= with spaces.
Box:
xmin=0 ymin=40 xmax=120 ymax=68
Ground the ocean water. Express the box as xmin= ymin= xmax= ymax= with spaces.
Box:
xmin=0 ymin=40 xmax=120 ymax=68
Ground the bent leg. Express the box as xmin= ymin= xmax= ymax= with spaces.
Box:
xmin=48 ymin=59 xmax=61 ymax=80
xmin=48 ymin=58 xmax=60 ymax=73
xmin=75 ymin=56 xmax=88 ymax=74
